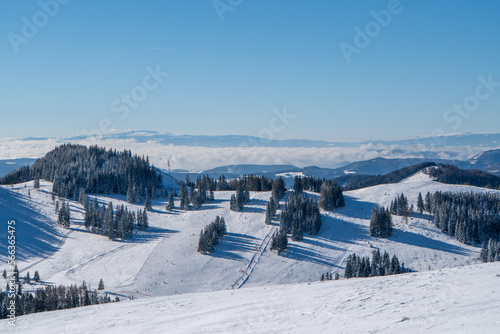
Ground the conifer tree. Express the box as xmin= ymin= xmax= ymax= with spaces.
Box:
xmin=98 ymin=279 xmax=105 ymax=291
xmin=271 ymin=177 xmax=286 ymax=200
xmin=33 ymin=271 xmax=40 ymax=283
xmin=230 ymin=194 xmax=241 ymax=212
xmin=145 ymin=194 xmax=152 ymax=212
xmin=417 ymin=192 xmax=424 ymax=214
xmin=179 ymin=184 xmax=189 ymax=210
xmin=270 ymin=229 xmax=288 ymax=255
xmin=167 ymin=192 xmax=174 ymax=211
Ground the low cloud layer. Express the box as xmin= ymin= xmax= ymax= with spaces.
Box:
xmin=0 ymin=137 xmax=492 ymax=172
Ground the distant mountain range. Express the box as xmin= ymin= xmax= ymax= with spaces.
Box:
xmin=169 ymin=149 xmax=500 ymax=181
xmin=17 ymin=130 xmax=500 ymax=149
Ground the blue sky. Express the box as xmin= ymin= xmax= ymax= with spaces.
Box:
xmin=1 ymin=0 xmax=499 ymax=142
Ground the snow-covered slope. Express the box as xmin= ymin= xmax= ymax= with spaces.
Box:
xmin=2 ymin=172 xmax=497 ymax=303
xmin=2 ymin=262 xmax=500 ymax=334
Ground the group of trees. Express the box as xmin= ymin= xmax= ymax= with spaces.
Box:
xmin=270 ymin=229 xmax=288 ymax=255
xmin=215 ymin=174 xmax=274 ymax=192
xmin=0 ymin=144 xmax=168 ymax=204
xmin=341 ymin=162 xmax=437 ymax=191
xmin=197 ymin=216 xmax=227 ymax=254
xmin=83 ymin=199 xmax=138 ymax=239
xmin=0 ymin=280 xmax=116 ymax=319
xmin=369 ymin=207 xmax=393 ymax=238
xmin=427 ymin=191 xmax=500 ymax=245
xmin=265 ymin=196 xmax=278 ymax=225
xmin=293 ymin=176 xmax=325 ymax=193
xmin=230 ymin=181 xmax=251 ymax=212
xmin=279 ymin=193 xmax=322 ymax=238
xmin=344 ymin=250 xmax=409 ymax=279
xmin=319 ymin=180 xmax=345 ymax=210
xmin=264 ymin=177 xmax=289 ymax=224
xmin=136 ymin=209 xmax=149 ymax=229
xmin=426 ymin=164 xmax=500 ymax=190
xmin=480 ymin=239 xmax=500 ymax=263
xmin=320 ymin=272 xmax=339 ymax=281
xmin=177 ymin=177 xmax=216 ymax=211
xmin=271 ymin=192 xmax=322 ymax=254
xmin=389 ymin=193 xmax=412 ymax=217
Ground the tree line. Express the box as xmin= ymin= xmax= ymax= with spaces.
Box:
xmin=426 ymin=191 xmax=500 ymax=245
xmin=0 ymin=279 xmax=116 ymax=319
xmin=0 ymin=144 xmax=169 ymax=204
xmin=481 ymin=238 xmax=500 ymax=263
xmin=426 ymin=164 xmax=500 ymax=190
xmin=83 ymin=198 xmax=141 ymax=239
xmin=344 ymin=250 xmax=409 ymax=279
xmin=340 ymin=162 xmax=436 ymax=191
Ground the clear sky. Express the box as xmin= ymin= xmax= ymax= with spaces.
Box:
xmin=1 ymin=0 xmax=499 ymax=142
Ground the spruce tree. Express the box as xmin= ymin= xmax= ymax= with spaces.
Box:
xmin=271 ymin=178 xmax=286 ymax=200
xmin=417 ymin=192 xmax=424 ymax=214
xmin=33 ymin=271 xmax=40 ymax=283
xmin=167 ymin=192 xmax=174 ymax=211
xmin=179 ymin=184 xmax=189 ymax=210
xmin=145 ymin=195 xmax=152 ymax=212
xmin=230 ymin=194 xmax=241 ymax=212
xmin=270 ymin=229 xmax=288 ymax=255
xmin=98 ymin=279 xmax=104 ymax=291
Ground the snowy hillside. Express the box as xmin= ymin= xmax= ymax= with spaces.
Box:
xmin=2 ymin=262 xmax=500 ymax=333
xmin=2 ymin=172 xmax=497 ymax=302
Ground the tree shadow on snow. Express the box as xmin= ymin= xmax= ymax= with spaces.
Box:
xmin=390 ymin=229 xmax=472 ymax=256
xmin=240 ymin=206 xmax=265 ymax=214
xmin=281 ymin=243 xmax=340 ymax=267
xmin=0 ymin=188 xmax=62 ymax=261
xmin=210 ymin=232 xmax=260 ymax=262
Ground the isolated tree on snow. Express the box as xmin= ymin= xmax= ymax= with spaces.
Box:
xmin=24 ymin=272 xmax=31 ymax=285
xmin=33 ymin=271 xmax=40 ymax=283
xmin=98 ymin=279 xmax=105 ymax=291
xmin=34 ymin=178 xmax=40 ymax=189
